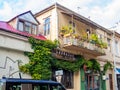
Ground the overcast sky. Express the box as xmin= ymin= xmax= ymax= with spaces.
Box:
xmin=0 ymin=0 xmax=120 ymax=30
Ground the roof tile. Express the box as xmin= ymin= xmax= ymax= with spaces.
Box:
xmin=0 ymin=21 xmax=46 ymax=40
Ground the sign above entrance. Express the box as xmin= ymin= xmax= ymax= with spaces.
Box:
xmin=55 ymin=70 xmax=63 ymax=76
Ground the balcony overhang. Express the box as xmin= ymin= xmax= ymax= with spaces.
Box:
xmin=63 ymin=44 xmax=105 ymax=57
xmin=52 ymin=48 xmax=76 ymax=61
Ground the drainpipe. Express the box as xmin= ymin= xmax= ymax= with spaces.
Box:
xmin=112 ymin=30 xmax=118 ymax=90
xmin=55 ymin=3 xmax=59 ymax=40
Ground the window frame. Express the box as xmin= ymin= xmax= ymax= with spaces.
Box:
xmin=115 ymin=40 xmax=119 ymax=56
xmin=44 ymin=17 xmax=50 ymax=35
xmin=18 ymin=19 xmax=38 ymax=35
xmin=69 ymin=21 xmax=76 ymax=34
xmin=52 ymin=69 xmax=74 ymax=89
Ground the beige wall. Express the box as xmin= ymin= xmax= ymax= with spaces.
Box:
xmin=57 ymin=9 xmax=97 ymax=35
xmin=8 ymin=18 xmax=18 ymax=29
xmin=0 ymin=30 xmax=32 ymax=78
xmin=0 ymin=48 xmax=31 ymax=78
xmin=0 ymin=30 xmax=33 ymax=52
xmin=35 ymin=5 xmax=120 ymax=90
xmin=74 ymin=71 xmax=80 ymax=90
xmin=36 ymin=8 xmax=58 ymax=41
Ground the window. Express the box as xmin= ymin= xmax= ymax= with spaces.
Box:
xmin=109 ymin=74 xmax=113 ymax=90
xmin=69 ymin=21 xmax=75 ymax=27
xmin=33 ymin=84 xmax=48 ymax=90
xmin=69 ymin=21 xmax=75 ymax=33
xmin=107 ymin=38 xmax=111 ymax=51
xmin=6 ymin=83 xmax=21 ymax=90
xmin=86 ymin=29 xmax=91 ymax=38
xmin=61 ymin=70 xmax=73 ymax=89
xmin=32 ymin=25 xmax=37 ymax=35
xmin=52 ymin=69 xmax=74 ymax=89
xmin=85 ymin=75 xmax=100 ymax=90
xmin=107 ymin=38 xmax=111 ymax=47
xmin=18 ymin=19 xmax=38 ymax=35
xmin=44 ymin=17 xmax=50 ymax=35
xmin=98 ymin=34 xmax=102 ymax=39
xmin=25 ymin=22 xmax=31 ymax=33
xmin=115 ymin=40 xmax=119 ymax=55
xmin=18 ymin=21 xmax=24 ymax=31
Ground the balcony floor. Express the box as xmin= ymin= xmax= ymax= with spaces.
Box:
xmin=63 ymin=44 xmax=105 ymax=56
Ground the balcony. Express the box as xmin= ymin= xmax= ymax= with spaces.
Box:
xmin=52 ymin=48 xmax=76 ymax=61
xmin=62 ymin=37 xmax=105 ymax=56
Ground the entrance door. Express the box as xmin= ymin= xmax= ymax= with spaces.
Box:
xmin=85 ymin=75 xmax=100 ymax=90
xmin=109 ymin=74 xmax=113 ymax=90
xmin=117 ymin=74 xmax=120 ymax=90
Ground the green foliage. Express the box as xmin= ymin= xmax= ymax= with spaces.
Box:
xmin=51 ymin=56 xmax=85 ymax=72
xmin=90 ymin=34 xmax=108 ymax=49
xmin=83 ymin=59 xmax=100 ymax=73
xmin=20 ymin=37 xmax=86 ymax=80
xmin=90 ymin=34 xmax=99 ymax=44
xmin=60 ymin=25 xmax=74 ymax=35
xmin=20 ymin=37 xmax=56 ymax=80
xmin=80 ymin=29 xmax=88 ymax=41
xmin=103 ymin=61 xmax=113 ymax=75
xmin=19 ymin=37 xmax=111 ymax=80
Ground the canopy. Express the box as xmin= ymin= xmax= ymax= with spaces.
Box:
xmin=116 ymin=68 xmax=120 ymax=74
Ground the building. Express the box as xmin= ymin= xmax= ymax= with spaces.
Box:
xmin=0 ymin=11 xmax=46 ymax=79
xmin=35 ymin=3 xmax=120 ymax=90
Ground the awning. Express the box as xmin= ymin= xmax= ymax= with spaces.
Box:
xmin=116 ymin=68 xmax=120 ymax=74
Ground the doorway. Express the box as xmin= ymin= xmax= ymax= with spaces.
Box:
xmin=117 ymin=74 xmax=120 ymax=90
xmin=85 ymin=74 xmax=100 ymax=90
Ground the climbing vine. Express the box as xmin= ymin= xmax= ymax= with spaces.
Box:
xmin=20 ymin=37 xmax=86 ymax=79
xmin=19 ymin=37 xmax=112 ymax=80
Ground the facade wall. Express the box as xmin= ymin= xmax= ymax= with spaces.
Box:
xmin=0 ymin=30 xmax=32 ymax=79
xmin=0 ymin=30 xmax=33 ymax=52
xmin=0 ymin=48 xmax=31 ymax=78
xmin=57 ymin=10 xmax=96 ymax=34
xmin=73 ymin=71 xmax=80 ymax=90
xmin=35 ymin=6 xmax=116 ymax=90
xmin=36 ymin=8 xmax=82 ymax=90
xmin=36 ymin=8 xmax=58 ymax=41
xmin=8 ymin=18 xmax=18 ymax=29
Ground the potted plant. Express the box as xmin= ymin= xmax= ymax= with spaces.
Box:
xmin=89 ymin=33 xmax=98 ymax=44
xmin=80 ymin=30 xmax=88 ymax=41
xmin=60 ymin=25 xmax=74 ymax=37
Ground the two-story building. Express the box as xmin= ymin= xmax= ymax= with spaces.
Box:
xmin=1 ymin=3 xmax=120 ymax=90
xmin=0 ymin=11 xmax=46 ymax=79
xmin=35 ymin=3 xmax=120 ymax=90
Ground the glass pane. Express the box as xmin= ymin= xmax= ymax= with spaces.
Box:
xmin=25 ymin=22 xmax=31 ymax=33
xmin=94 ymin=76 xmax=99 ymax=90
xmin=18 ymin=21 xmax=24 ymax=31
xmin=50 ymin=85 xmax=65 ymax=90
xmin=7 ymin=84 xmax=21 ymax=90
xmin=44 ymin=17 xmax=50 ymax=35
xmin=32 ymin=25 xmax=37 ymax=35
xmin=33 ymin=84 xmax=48 ymax=90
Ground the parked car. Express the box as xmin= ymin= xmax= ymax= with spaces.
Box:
xmin=0 ymin=77 xmax=66 ymax=90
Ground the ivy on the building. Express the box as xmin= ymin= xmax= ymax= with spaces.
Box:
xmin=19 ymin=37 xmax=112 ymax=80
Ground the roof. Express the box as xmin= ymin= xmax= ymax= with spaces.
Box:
xmin=8 ymin=11 xmax=40 ymax=24
xmin=1 ymin=78 xmax=60 ymax=84
xmin=0 ymin=21 xmax=46 ymax=40
xmin=35 ymin=3 xmax=112 ymax=35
